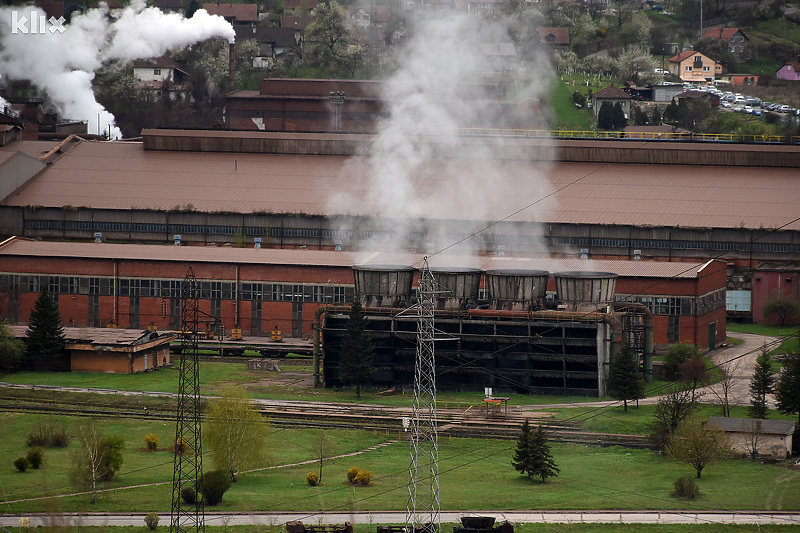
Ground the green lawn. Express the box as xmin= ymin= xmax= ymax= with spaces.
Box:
xmin=549 ymin=76 xmax=594 ymax=131
xmin=2 ymin=413 xmax=799 ymax=514
xmin=11 ymin=525 xmax=800 ymax=533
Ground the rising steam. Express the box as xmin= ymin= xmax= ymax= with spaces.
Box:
xmin=331 ymin=13 xmax=555 ymax=263
xmin=0 ymin=0 xmax=235 ymax=138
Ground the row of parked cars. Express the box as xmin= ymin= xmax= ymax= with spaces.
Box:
xmin=683 ymin=84 xmax=798 ymax=116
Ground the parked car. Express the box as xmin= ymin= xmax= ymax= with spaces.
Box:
xmin=752 ymin=109 xmax=762 ymax=116
xmin=654 ymin=68 xmax=669 ymax=75
xmin=743 ymin=106 xmax=754 ymax=113
xmin=780 ymin=105 xmax=792 ymax=113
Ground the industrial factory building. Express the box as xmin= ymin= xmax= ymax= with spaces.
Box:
xmin=0 ymin=237 xmax=726 ymax=354
xmin=1 ymin=130 xmax=799 ymax=270
xmin=0 ymin=128 xmax=797 ymax=326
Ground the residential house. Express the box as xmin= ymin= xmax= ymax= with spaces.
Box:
xmin=777 ymin=61 xmax=800 ymax=82
xmin=235 ymin=26 xmax=299 ymax=68
xmin=347 ymin=5 xmax=391 ymax=28
xmin=538 ymin=27 xmax=570 ymax=55
xmin=707 ymin=417 xmax=795 ymax=459
xmin=591 ymin=85 xmax=632 ymax=119
xmin=202 ymin=3 xmax=258 ymax=26
xmin=133 ymin=57 xmax=190 ymax=101
xmin=702 ymin=27 xmax=748 ymax=55
xmin=668 ymin=50 xmax=722 ymax=84
xmin=9 ymin=326 xmax=174 ymax=374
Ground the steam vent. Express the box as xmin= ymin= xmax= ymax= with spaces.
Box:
xmin=323 ymin=264 xmax=646 ymax=397
xmin=554 ymin=271 xmax=618 ymax=312
xmin=352 ymin=263 xmax=414 ymax=308
xmin=486 ymin=269 xmax=549 ymax=311
xmin=429 ymin=266 xmax=482 ymax=310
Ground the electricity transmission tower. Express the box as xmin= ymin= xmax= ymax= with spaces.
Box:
xmin=406 ymin=258 xmax=440 ymax=533
xmin=170 ymin=266 xmax=205 ymax=533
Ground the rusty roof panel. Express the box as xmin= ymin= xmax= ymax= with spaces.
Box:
xmin=0 ymin=238 xmax=710 ymax=279
xmin=3 ymin=140 xmax=800 ymax=231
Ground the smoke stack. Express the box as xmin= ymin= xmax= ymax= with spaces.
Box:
xmin=229 ymin=42 xmax=235 ymax=92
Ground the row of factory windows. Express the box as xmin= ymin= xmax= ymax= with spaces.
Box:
xmin=2 ymin=273 xmax=722 ymax=317
xmin=614 ymin=289 xmax=725 ymax=316
xmin=0 ymin=274 xmax=355 ymax=304
xmin=23 ymin=219 xmax=798 ymax=252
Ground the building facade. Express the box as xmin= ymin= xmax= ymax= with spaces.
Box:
xmin=0 ymin=238 xmax=728 ymax=350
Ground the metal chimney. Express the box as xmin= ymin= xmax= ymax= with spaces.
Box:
xmin=229 ymin=42 xmax=235 ymax=92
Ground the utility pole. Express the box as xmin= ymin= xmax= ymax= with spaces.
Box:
xmin=406 ymin=258 xmax=440 ymax=533
xmin=170 ymin=266 xmax=205 ymax=533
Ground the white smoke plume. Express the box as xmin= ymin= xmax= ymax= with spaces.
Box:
xmin=0 ymin=0 xmax=234 ymax=138
xmin=331 ymin=13 xmax=555 ymax=265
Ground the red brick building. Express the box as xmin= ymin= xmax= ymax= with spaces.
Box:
xmin=750 ymin=262 xmax=800 ymax=326
xmin=0 ymin=237 xmax=727 ymax=350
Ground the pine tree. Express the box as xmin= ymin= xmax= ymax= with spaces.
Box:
xmin=512 ymin=420 xmax=559 ymax=482
xmin=25 ymin=289 xmax=66 ymax=366
xmin=775 ymin=341 xmax=800 ymax=425
xmin=528 ymin=425 xmax=559 ymax=483
xmin=338 ymin=297 xmax=375 ymax=397
xmin=748 ymin=347 xmax=775 ymax=419
xmin=597 ymin=101 xmax=614 ymax=130
xmin=612 ymin=102 xmax=627 ymax=130
xmin=607 ymin=343 xmax=646 ymax=412
xmin=511 ymin=419 xmax=533 ymax=476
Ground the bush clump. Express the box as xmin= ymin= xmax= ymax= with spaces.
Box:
xmin=174 ymin=436 xmax=188 ymax=455
xmin=346 ymin=466 xmax=373 ymax=486
xmin=180 ymin=486 xmax=196 ymax=505
xmin=353 ymin=469 xmax=373 ymax=486
xmin=201 ymin=470 xmax=232 ymax=506
xmin=672 ymin=476 xmax=700 ymax=500
xmin=26 ymin=417 xmax=70 ymax=448
xmin=26 ymin=448 xmax=44 ymax=469
xmin=306 ymin=471 xmax=320 ymax=486
xmin=14 ymin=457 xmax=30 ymax=472
xmin=144 ymin=513 xmax=160 ymax=530
xmin=145 ymin=433 xmax=159 ymax=451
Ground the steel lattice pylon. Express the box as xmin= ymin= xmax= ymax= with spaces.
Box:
xmin=170 ymin=266 xmax=205 ymax=533
xmin=406 ymin=258 xmax=440 ymax=533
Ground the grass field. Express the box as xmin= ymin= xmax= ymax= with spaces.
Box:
xmin=2 ymin=412 xmax=799 ymax=515
xmin=12 ymin=525 xmax=800 ymax=533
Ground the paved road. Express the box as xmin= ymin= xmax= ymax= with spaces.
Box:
xmin=3 ymin=511 xmax=800 ymax=527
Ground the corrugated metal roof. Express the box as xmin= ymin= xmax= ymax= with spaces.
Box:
xmin=0 ymin=237 xmax=711 ymax=278
xmin=8 ymin=325 xmax=173 ymax=346
xmin=707 ymin=417 xmax=795 ymax=435
xmin=3 ymin=140 xmax=799 ymax=231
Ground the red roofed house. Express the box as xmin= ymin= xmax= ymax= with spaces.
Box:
xmin=777 ymin=61 xmax=800 ymax=82
xmin=591 ymin=85 xmax=632 ymax=119
xmin=702 ymin=27 xmax=748 ymax=55
xmin=538 ymin=27 xmax=570 ymax=54
xmin=202 ymin=3 xmax=258 ymax=24
xmin=668 ymin=50 xmax=722 ymax=84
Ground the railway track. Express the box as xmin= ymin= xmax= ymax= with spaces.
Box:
xmin=0 ymin=391 xmax=653 ymax=449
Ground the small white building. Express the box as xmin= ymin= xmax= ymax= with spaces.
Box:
xmin=707 ymin=417 xmax=795 ymax=459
